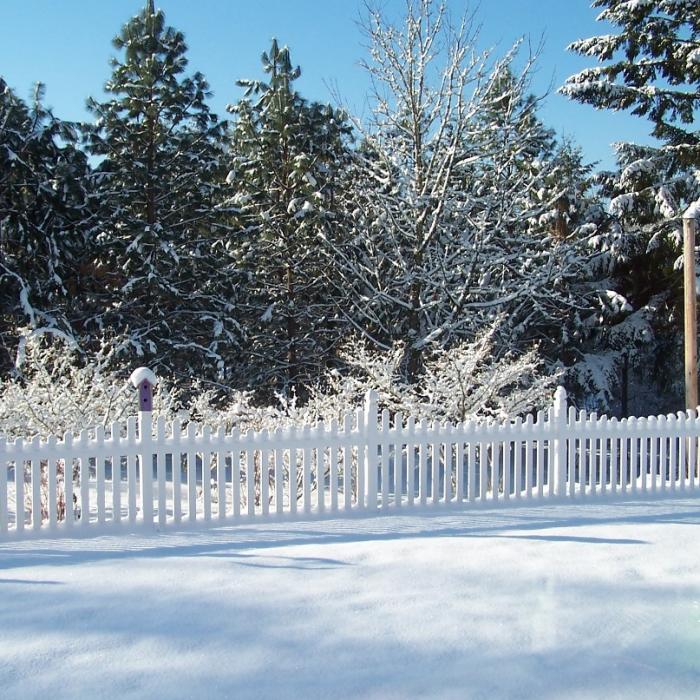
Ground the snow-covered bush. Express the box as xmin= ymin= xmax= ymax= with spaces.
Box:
xmin=1 ymin=323 xmax=558 ymax=440
xmin=310 ymin=325 xmax=558 ymax=425
xmin=0 ymin=333 xmax=181 ymax=440
xmin=192 ymin=323 xmax=557 ymax=430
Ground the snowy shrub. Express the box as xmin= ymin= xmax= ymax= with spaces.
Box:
xmin=0 ymin=333 xmax=181 ymax=440
xmin=316 ymin=325 xmax=559 ymax=424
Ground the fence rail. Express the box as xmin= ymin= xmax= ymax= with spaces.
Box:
xmin=1 ymin=382 xmax=699 ymax=539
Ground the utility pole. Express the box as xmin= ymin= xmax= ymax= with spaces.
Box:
xmin=683 ymin=205 xmax=699 ymax=410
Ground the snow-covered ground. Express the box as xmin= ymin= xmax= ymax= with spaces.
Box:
xmin=1 ymin=497 xmax=699 ymax=699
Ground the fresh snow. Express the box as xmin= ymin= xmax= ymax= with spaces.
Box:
xmin=684 ymin=201 xmax=700 ymax=220
xmin=1 ymin=497 xmax=699 ymax=699
xmin=128 ymin=366 xmax=158 ymax=387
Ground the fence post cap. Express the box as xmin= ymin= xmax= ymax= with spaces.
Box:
xmin=129 ymin=367 xmax=158 ymax=388
xmin=554 ymin=386 xmax=567 ymax=402
xmin=364 ymin=388 xmax=379 ymax=405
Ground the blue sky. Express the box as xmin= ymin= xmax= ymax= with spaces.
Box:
xmin=0 ymin=0 xmax=657 ymax=170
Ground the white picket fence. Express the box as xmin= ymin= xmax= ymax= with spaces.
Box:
xmin=1 ymin=385 xmax=699 ymax=539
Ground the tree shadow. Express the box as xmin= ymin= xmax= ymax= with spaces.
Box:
xmin=0 ymin=498 xmax=697 ymax=572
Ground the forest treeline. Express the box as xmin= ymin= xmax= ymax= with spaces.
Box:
xmin=1 ymin=0 xmax=698 ymax=419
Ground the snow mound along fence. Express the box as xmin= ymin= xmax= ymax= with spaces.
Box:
xmin=1 ymin=379 xmax=699 ymax=539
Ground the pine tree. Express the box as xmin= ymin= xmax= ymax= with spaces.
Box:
xmin=84 ymin=1 xmax=239 ymax=383
xmin=561 ymin=0 xmax=700 ymax=413
xmin=0 ymin=79 xmax=91 ymax=374
xmin=225 ymin=39 xmax=352 ymax=395
xmin=561 ymin=0 xmax=699 ymax=168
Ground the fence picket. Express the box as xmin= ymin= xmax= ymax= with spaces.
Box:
xmin=261 ymin=447 xmax=270 ymax=517
xmin=444 ymin=425 xmax=454 ymax=504
xmin=381 ymin=410 xmax=390 ymax=510
xmin=342 ymin=415 xmax=352 ymax=511
xmin=609 ymin=422 xmax=618 ymax=494
xmin=479 ymin=440 xmax=487 ymax=502
xmin=455 ymin=431 xmax=465 ymax=504
xmin=275 ymin=444 xmax=284 ymax=515
xmin=63 ymin=432 xmax=73 ymax=529
xmin=630 ymin=427 xmax=639 ymax=494
xmin=31 ymin=437 xmax=41 ymax=531
xmin=13 ymin=439 xmax=24 ymax=533
xmin=110 ymin=424 xmax=121 ymax=525
xmin=79 ymin=430 xmax=90 ymax=529
xmin=215 ymin=426 xmax=225 ymax=521
xmin=95 ymin=427 xmax=106 ymax=524
xmin=245 ymin=445 xmax=255 ymax=518
xmin=156 ymin=417 xmax=167 ymax=526
xmin=47 ymin=437 xmax=57 ymax=530
xmin=289 ymin=444 xmax=298 ymax=516
xmin=502 ymin=435 xmax=511 ymax=502
xmin=355 ymin=409 xmax=365 ymax=509
xmin=491 ymin=429 xmax=499 ymax=502
xmin=394 ymin=413 xmax=403 ymax=509
xmin=658 ymin=417 xmax=667 ymax=492
xmin=513 ymin=419 xmax=523 ymax=499
xmin=566 ymin=413 xmax=575 ymax=498
xmin=599 ymin=418 xmax=608 ymax=495
xmin=640 ymin=420 xmax=649 ymax=494
xmin=524 ymin=416 xmax=533 ymax=499
xmin=467 ymin=439 xmax=476 ymax=503
xmin=365 ymin=394 xmax=378 ymax=511
xmin=431 ymin=428 xmax=440 ymax=506
xmin=126 ymin=418 xmax=137 ymax=524
xmin=302 ymin=441 xmax=312 ymax=515
xmin=232 ymin=436 xmax=241 ymax=518
xmin=669 ymin=416 xmax=678 ymax=492
xmin=0 ymin=438 xmax=6 ymax=534
xmin=536 ymin=411 xmax=545 ymax=499
xmin=172 ymin=419 xmax=182 ymax=524
xmin=648 ymin=420 xmax=657 ymax=494
xmin=186 ymin=423 xmax=197 ymax=523
xmin=406 ymin=417 xmax=415 ymax=507
xmin=202 ymin=426 xmax=212 ymax=522
xmin=419 ymin=425 xmax=428 ymax=506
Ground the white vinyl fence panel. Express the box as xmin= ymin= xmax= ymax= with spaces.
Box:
xmin=1 ymin=384 xmax=699 ymax=540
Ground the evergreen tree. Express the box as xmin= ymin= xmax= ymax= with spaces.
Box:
xmin=84 ymin=0 xmax=239 ymax=383
xmin=225 ymin=39 xmax=352 ymax=395
xmin=561 ymin=0 xmax=700 ymax=413
xmin=0 ymin=79 xmax=91 ymax=374
xmin=561 ymin=0 xmax=699 ymax=168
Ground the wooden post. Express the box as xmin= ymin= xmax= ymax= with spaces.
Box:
xmin=683 ymin=209 xmax=698 ymax=411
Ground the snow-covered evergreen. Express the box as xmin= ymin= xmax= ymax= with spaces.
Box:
xmin=561 ymin=0 xmax=700 ymax=413
xmin=225 ymin=40 xmax=352 ymax=395
xmin=0 ymin=79 xmax=91 ymax=374
xmin=83 ymin=1 xmax=240 ymax=383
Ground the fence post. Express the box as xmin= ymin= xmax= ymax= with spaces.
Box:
xmin=364 ymin=390 xmax=379 ymax=510
xmin=553 ymin=386 xmax=568 ymax=497
xmin=129 ymin=367 xmax=156 ymax=527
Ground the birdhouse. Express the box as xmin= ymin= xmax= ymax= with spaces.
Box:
xmin=129 ymin=367 xmax=158 ymax=412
